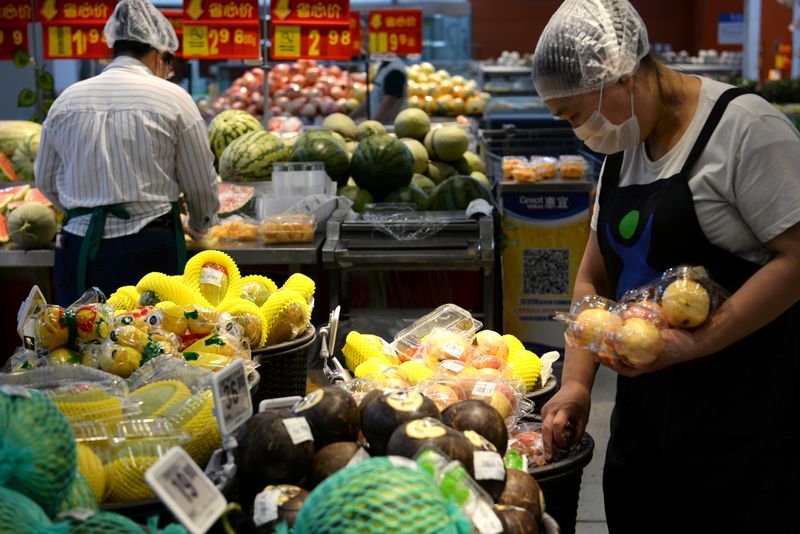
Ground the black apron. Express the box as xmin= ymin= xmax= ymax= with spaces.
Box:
xmin=596 ymin=88 xmax=800 ymax=533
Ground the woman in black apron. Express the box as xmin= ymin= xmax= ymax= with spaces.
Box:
xmin=532 ymin=1 xmax=800 ymax=532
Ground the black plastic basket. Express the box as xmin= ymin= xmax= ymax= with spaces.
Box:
xmin=250 ymin=325 xmax=316 ymax=405
xmin=527 ymin=374 xmax=559 ymax=414
xmin=479 ymin=127 xmax=602 ymax=183
xmin=529 ymin=431 xmax=595 ymax=534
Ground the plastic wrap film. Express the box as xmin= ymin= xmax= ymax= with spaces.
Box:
xmin=183 ymin=250 xmax=241 ymax=307
xmin=130 ymin=380 xmax=192 ymax=417
xmin=364 ymin=210 xmax=449 ymax=242
xmin=103 ymin=0 xmax=179 ymax=53
xmin=162 ymin=388 xmax=221 ymax=467
xmin=216 ymin=298 xmax=268 ymax=348
xmin=237 ymin=275 xmax=278 ymax=306
xmin=126 ymin=355 xmax=213 ymax=394
xmin=532 ymin=0 xmax=650 ymax=100
xmin=261 ymin=288 xmax=310 ymax=346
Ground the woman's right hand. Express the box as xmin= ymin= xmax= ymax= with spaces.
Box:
xmin=541 ymin=381 xmax=592 ymax=461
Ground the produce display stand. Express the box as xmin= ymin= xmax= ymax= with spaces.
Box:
xmin=322 ymin=209 xmax=496 ymax=329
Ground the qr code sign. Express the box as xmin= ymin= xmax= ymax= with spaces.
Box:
xmin=522 ymin=249 xmax=569 ymax=295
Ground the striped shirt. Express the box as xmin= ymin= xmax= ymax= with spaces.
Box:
xmin=35 ymin=56 xmax=219 ymax=238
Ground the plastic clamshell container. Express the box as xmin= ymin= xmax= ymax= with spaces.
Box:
xmin=501 ymin=156 xmax=528 ymax=179
xmin=391 ymin=304 xmax=482 ymax=355
xmin=126 ymin=355 xmax=214 ymax=395
xmin=272 ymin=161 xmax=333 ymax=198
xmin=556 ymin=295 xmax=621 ymax=354
xmin=260 ymin=214 xmax=315 ymax=244
xmin=0 ymin=365 xmax=130 ymax=399
xmin=529 ymin=156 xmax=558 ymax=180
xmin=558 ymin=155 xmax=589 ymax=179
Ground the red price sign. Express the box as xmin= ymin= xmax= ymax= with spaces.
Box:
xmin=161 ymin=9 xmax=183 ymax=57
xmin=367 ymin=9 xmax=422 ymax=56
xmin=349 ymin=10 xmax=361 ymax=57
xmin=270 ymin=0 xmax=348 ymax=25
xmin=270 ymin=24 xmax=352 ymax=60
xmin=38 ymin=0 xmax=116 ymax=59
xmin=0 ymin=0 xmax=33 ymax=23
xmin=0 ymin=23 xmax=28 ymax=60
xmin=183 ymin=0 xmax=259 ymax=59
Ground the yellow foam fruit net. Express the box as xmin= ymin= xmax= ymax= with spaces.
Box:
xmin=508 ymin=349 xmax=543 ymax=393
xmin=52 ymin=388 xmax=124 ymax=425
xmin=503 ymin=334 xmax=526 ymax=353
xmin=163 ymin=389 xmax=221 ymax=467
xmin=155 ymin=300 xmax=177 ymax=309
xmin=399 ymin=360 xmax=434 ymax=385
xmin=105 ymin=453 xmax=160 ymax=503
xmin=262 ymin=288 xmax=310 ymax=345
xmin=183 ymin=250 xmax=241 ymax=302
xmin=77 ymin=443 xmax=107 ymax=503
xmin=216 ymin=298 xmax=269 ymax=348
xmin=107 ymin=286 xmax=140 ymax=313
xmin=136 ymin=272 xmax=211 ymax=308
xmin=354 ymin=357 xmax=391 ymax=380
xmin=343 ymin=331 xmax=392 ymax=371
xmin=240 ymin=274 xmax=278 ymax=297
xmin=130 ymin=380 xmax=192 ymax=418
xmin=282 ymin=272 xmax=316 ymax=303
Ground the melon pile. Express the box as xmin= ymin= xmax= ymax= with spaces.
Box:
xmin=405 ymin=62 xmax=490 ymax=116
xmin=0 ymin=120 xmax=41 ymax=182
xmin=0 ymin=184 xmax=58 ymax=249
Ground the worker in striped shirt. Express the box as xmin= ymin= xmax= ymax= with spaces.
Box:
xmin=35 ymin=0 xmax=219 ymax=306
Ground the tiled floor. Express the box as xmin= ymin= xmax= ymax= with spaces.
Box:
xmin=574 ymin=365 xmax=616 ymax=534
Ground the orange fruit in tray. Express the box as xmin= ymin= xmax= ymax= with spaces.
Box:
xmin=612 ymin=318 xmax=662 ymax=367
xmin=661 ymin=279 xmax=711 ymax=328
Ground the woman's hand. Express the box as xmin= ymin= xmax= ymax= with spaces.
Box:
xmin=595 ymin=327 xmax=704 ymax=377
xmin=541 ymin=381 xmax=592 ymax=461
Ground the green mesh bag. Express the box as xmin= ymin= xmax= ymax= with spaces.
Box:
xmin=60 ymin=472 xmax=98 ymax=513
xmin=292 ymin=457 xmax=472 ymax=534
xmin=0 ymin=387 xmax=77 ymax=517
xmin=0 ymin=486 xmax=68 ymax=534
xmin=58 ymin=510 xmax=189 ymax=534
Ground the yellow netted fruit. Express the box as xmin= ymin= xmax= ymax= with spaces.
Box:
xmin=107 ymin=286 xmax=140 ymax=312
xmin=136 ymin=272 xmax=211 ymax=308
xmin=343 ymin=331 xmax=395 ymax=371
xmin=508 ymin=349 xmax=542 ymax=393
xmin=76 ymin=444 xmax=106 ymax=503
xmin=216 ymin=298 xmax=268 ymax=347
xmin=282 ymin=273 xmax=315 ymax=303
xmin=185 ymin=352 xmax=238 ymax=372
xmin=52 ymin=388 xmax=123 ymax=424
xmin=105 ymin=454 xmax=159 ymax=502
xmin=354 ymin=357 xmax=392 ymax=379
xmin=237 ymin=275 xmax=278 ymax=307
xmin=131 ymin=380 xmax=191 ymax=418
xmin=262 ymin=288 xmax=310 ymax=346
xmin=399 ymin=360 xmax=434 ymax=385
xmin=503 ymin=334 xmax=526 ymax=353
xmin=155 ymin=301 xmax=177 ymax=309
xmin=183 ymin=250 xmax=241 ymax=306
xmin=164 ymin=389 xmax=221 ymax=467
xmin=362 ymin=334 xmax=401 ymax=365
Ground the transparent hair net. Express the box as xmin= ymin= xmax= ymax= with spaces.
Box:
xmin=532 ymin=0 xmax=650 ymax=101
xmin=104 ymin=0 xmax=179 ymax=54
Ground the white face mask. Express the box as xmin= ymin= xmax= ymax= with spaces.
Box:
xmin=573 ymin=84 xmax=640 ymax=154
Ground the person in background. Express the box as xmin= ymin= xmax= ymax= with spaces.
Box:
xmin=35 ymin=0 xmax=218 ymax=306
xmin=351 ymin=56 xmax=407 ymax=123
xmin=533 ymin=0 xmax=800 ymax=532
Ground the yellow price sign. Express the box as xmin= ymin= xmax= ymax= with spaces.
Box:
xmin=273 ymin=25 xmax=300 ymax=58
xmin=47 ymin=26 xmax=72 ymax=57
xmin=183 ymin=25 xmax=209 ymax=56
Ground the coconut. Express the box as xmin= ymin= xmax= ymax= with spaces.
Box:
xmin=493 ymin=505 xmax=540 ymax=534
xmin=291 ymin=387 xmax=360 ymax=450
xmin=308 ymin=442 xmax=365 ymax=488
xmin=361 ymin=391 xmax=441 ymax=455
xmin=252 ymin=484 xmax=309 ymax=533
xmin=385 ymin=418 xmax=475 ymax=475
xmin=499 ymin=469 xmax=543 ymax=524
xmin=442 ymin=399 xmax=509 ymax=454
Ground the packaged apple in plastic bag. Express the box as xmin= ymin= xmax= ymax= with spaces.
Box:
xmin=507 ymin=421 xmax=547 ymax=468
xmin=417 ymin=327 xmax=473 ymax=368
xmin=554 ymin=295 xmax=622 ymax=353
xmin=656 ymin=265 xmax=729 ymax=329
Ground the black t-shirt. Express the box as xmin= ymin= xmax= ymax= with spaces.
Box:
xmin=379 ymin=62 xmax=406 ymax=98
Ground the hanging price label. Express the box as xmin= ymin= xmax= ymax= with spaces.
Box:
xmin=271 ymin=24 xmax=354 ymax=60
xmin=473 ymin=451 xmax=506 ymax=481
xmin=367 ymin=9 xmax=422 ymax=56
xmin=211 ymin=359 xmax=253 ymax=436
xmin=43 ymin=24 xmax=109 ymax=59
xmin=182 ymin=24 xmax=259 ymax=59
xmin=0 ymin=24 xmax=28 ymax=61
xmin=349 ymin=10 xmax=361 ymax=57
xmin=145 ymin=447 xmax=227 ymax=534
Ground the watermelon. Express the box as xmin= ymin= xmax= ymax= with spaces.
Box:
xmin=321 ymin=113 xmax=358 ymax=140
xmin=208 ymin=110 xmax=263 ymax=169
xmin=428 ymin=176 xmax=494 ymax=211
xmin=24 ymin=188 xmax=51 ymax=207
xmin=401 ymin=138 xmax=428 ymax=174
xmin=330 ymin=131 xmax=348 ymax=148
xmin=11 ymin=131 xmax=40 ymax=182
xmin=424 ymin=127 xmax=469 ymax=162
xmin=7 ymin=201 xmax=57 ymax=248
xmin=0 ymin=213 xmax=7 ymax=244
xmin=356 ymin=120 xmax=386 ymax=141
xmin=427 ymin=161 xmax=457 ymax=185
xmin=394 ymin=108 xmax=431 ymax=141
xmin=0 ymin=121 xmax=41 ymax=158
xmin=291 ymin=131 xmax=351 ymax=186
xmin=0 ymin=154 xmax=18 ymax=182
xmin=351 ymin=134 xmax=415 ymax=201
xmin=218 ymin=183 xmax=255 ymax=215
xmin=219 ymin=131 xmax=289 ymax=182
xmin=470 ymin=171 xmax=491 ymax=188
xmin=411 ymin=174 xmax=436 ymax=196
xmin=385 ymin=185 xmax=429 ymax=210
xmin=453 ymin=151 xmax=485 ymax=175
xmin=337 ymin=185 xmax=374 ymax=213
xmin=2 ymin=184 xmax=30 ymax=201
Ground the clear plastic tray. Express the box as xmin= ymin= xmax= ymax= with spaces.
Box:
xmin=0 ymin=365 xmax=129 ymax=399
xmin=391 ymin=304 xmax=482 ymax=356
xmin=260 ymin=214 xmax=316 ymax=244
xmin=126 ymin=355 xmax=214 ymax=394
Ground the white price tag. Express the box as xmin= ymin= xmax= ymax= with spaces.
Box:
xmin=472 ymin=381 xmax=496 ymax=397
xmin=388 ymin=456 xmax=418 ymax=470
xmin=253 ymin=490 xmax=280 ymax=527
xmin=441 ymin=359 xmax=466 ymax=373
xmin=16 ymin=285 xmax=46 ymax=347
xmin=442 ymin=341 xmax=465 ymax=359
xmin=145 ymin=447 xmax=227 ymax=534
xmin=282 ymin=417 xmax=314 ymax=445
xmin=346 ymin=447 xmax=370 ymax=468
xmin=0 ymin=385 xmax=31 ymax=398
xmin=471 ymin=499 xmax=503 ymax=534
xmin=58 ymin=508 xmax=95 ymax=521
xmin=200 ymin=267 xmax=224 ymax=287
xmin=211 ymin=359 xmax=253 ymax=436
xmin=473 ymin=451 xmax=506 ymax=481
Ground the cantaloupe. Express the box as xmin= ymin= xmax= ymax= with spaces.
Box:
xmin=7 ymin=202 xmax=56 ymax=249
xmin=321 ymin=113 xmax=358 ymax=140
xmin=394 ymin=108 xmax=431 ymax=140
xmin=424 ymin=126 xmax=469 ymax=162
xmin=401 ymin=138 xmax=429 ymax=174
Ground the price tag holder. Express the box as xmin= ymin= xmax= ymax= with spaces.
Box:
xmin=145 ymin=447 xmax=227 ymax=534
xmin=471 ymin=499 xmax=503 ymax=534
xmin=211 ymin=359 xmax=253 ymax=436
xmin=473 ymin=451 xmax=506 ymax=481
xmin=253 ymin=489 xmax=280 ymax=527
